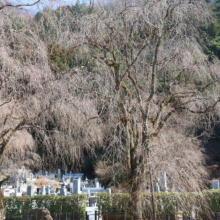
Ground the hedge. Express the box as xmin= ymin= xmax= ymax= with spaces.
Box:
xmin=3 ymin=195 xmax=87 ymax=219
xmin=97 ymin=190 xmax=220 ymax=217
xmin=3 ymin=190 xmax=220 ymax=218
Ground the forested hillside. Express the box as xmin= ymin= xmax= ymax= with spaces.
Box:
xmin=203 ymin=0 xmax=220 ymax=60
xmin=1 ymin=0 xmax=220 ymax=193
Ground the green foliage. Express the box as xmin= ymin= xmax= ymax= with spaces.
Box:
xmin=202 ymin=0 xmax=220 ymax=59
xmin=4 ymin=191 xmax=220 ymax=218
xmin=212 ymin=1 xmax=220 ymax=19
xmin=97 ymin=190 xmax=220 ymax=217
xmin=3 ymin=195 xmax=86 ymax=219
xmin=209 ymin=36 xmax=220 ymax=58
xmin=97 ymin=193 xmax=131 ymax=215
xmin=48 ymin=43 xmax=75 ymax=72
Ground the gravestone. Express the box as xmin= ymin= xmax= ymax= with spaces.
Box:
xmin=62 ymin=177 xmax=65 ymax=183
xmin=154 ymin=182 xmax=160 ymax=192
xmin=106 ymin=188 xmax=111 ymax=194
xmin=14 ymin=188 xmax=22 ymax=197
xmin=59 ymin=178 xmax=67 ymax=196
xmin=50 ymin=187 xmax=55 ymax=195
xmin=95 ymin=182 xmax=99 ymax=188
xmin=41 ymin=185 xmax=46 ymax=195
xmin=15 ymin=180 xmax=19 ymax=188
xmin=159 ymin=172 xmax=168 ymax=192
xmin=89 ymin=197 xmax=97 ymax=207
xmin=46 ymin=185 xmax=50 ymax=195
xmin=27 ymin=184 xmax=35 ymax=196
xmin=87 ymin=189 xmax=90 ymax=201
xmin=21 ymin=166 xmax=25 ymax=178
xmin=70 ymin=182 xmax=74 ymax=194
xmin=58 ymin=169 xmax=61 ymax=178
xmin=73 ymin=178 xmax=81 ymax=194
xmin=3 ymin=189 xmax=10 ymax=197
xmin=212 ymin=180 xmax=219 ymax=189
xmin=94 ymin=178 xmax=98 ymax=184
xmin=60 ymin=185 xmax=67 ymax=196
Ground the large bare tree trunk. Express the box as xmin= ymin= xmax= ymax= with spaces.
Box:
xmin=130 ymin=158 xmax=143 ymax=220
xmin=0 ymin=121 xmax=26 ymax=220
xmin=0 ymin=175 xmax=10 ymax=220
xmin=0 ymin=190 xmax=4 ymax=220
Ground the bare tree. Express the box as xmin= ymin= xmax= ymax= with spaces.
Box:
xmin=0 ymin=3 xmax=70 ymax=218
xmin=68 ymin=0 xmax=220 ymax=219
xmin=0 ymin=1 xmax=219 ymax=219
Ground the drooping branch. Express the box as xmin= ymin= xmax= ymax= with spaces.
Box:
xmin=0 ymin=0 xmax=41 ymax=11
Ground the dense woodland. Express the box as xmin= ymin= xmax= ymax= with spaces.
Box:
xmin=2 ymin=0 xmax=220 ymax=219
xmin=0 ymin=0 xmax=219 ymax=180
xmin=1 ymin=0 xmax=220 ymax=204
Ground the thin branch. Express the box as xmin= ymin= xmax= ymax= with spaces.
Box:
xmin=0 ymin=0 xmax=41 ymax=11
xmin=120 ymin=41 xmax=150 ymax=81
xmin=0 ymin=99 xmax=12 ymax=107
xmin=147 ymin=35 xmax=161 ymax=102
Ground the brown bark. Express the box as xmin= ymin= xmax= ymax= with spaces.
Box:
xmin=0 ymin=175 xmax=11 ymax=220
xmin=130 ymin=159 xmax=143 ymax=220
xmin=0 ymin=190 xmax=3 ymax=220
xmin=149 ymin=168 xmax=156 ymax=220
xmin=82 ymin=2 xmax=214 ymax=217
xmin=124 ymin=117 xmax=143 ymax=220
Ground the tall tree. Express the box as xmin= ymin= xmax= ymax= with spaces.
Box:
xmin=72 ymin=0 xmax=220 ymax=219
xmin=0 ymin=3 xmax=55 ymax=218
xmin=0 ymin=0 xmax=103 ymax=195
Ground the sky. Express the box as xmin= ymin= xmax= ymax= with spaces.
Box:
xmin=8 ymin=0 xmax=81 ymax=14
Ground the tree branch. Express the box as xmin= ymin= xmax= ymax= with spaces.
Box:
xmin=147 ymin=35 xmax=161 ymax=102
xmin=0 ymin=0 xmax=41 ymax=11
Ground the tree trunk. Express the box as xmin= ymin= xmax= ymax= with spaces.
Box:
xmin=149 ymin=168 xmax=156 ymax=220
xmin=130 ymin=173 xmax=143 ymax=220
xmin=0 ymin=190 xmax=3 ymax=220
xmin=0 ymin=147 xmax=5 ymax=220
xmin=0 ymin=175 xmax=10 ymax=220
xmin=129 ymin=147 xmax=143 ymax=220
xmin=0 ymin=151 xmax=11 ymax=220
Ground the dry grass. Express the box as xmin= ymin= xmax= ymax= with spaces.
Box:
xmin=34 ymin=178 xmax=61 ymax=189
